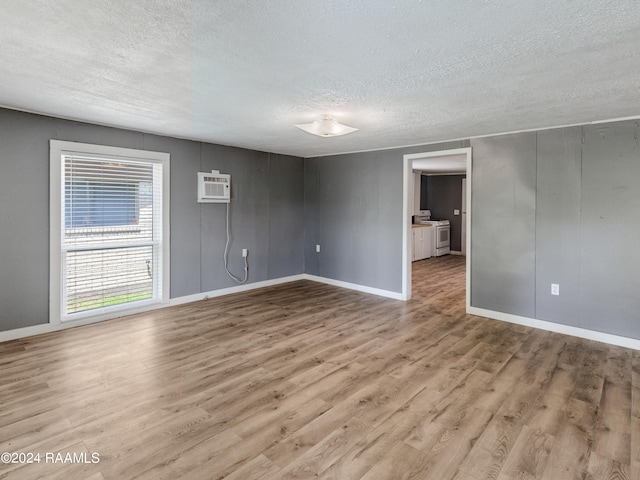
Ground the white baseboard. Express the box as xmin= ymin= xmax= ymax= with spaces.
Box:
xmin=0 ymin=300 xmax=167 ymax=343
xmin=302 ymin=274 xmax=403 ymax=300
xmin=450 ymin=251 xmax=463 ymax=256
xmin=9 ymin=276 xmax=631 ymax=351
xmin=0 ymin=273 xmax=399 ymax=343
xmin=168 ymin=274 xmax=306 ymax=306
xmin=0 ymin=324 xmax=55 ymax=343
xmin=0 ymin=275 xmax=306 ymax=344
xmin=468 ymin=306 xmax=640 ymax=350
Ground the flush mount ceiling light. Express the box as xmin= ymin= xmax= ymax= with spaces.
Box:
xmin=295 ymin=116 xmax=358 ymax=137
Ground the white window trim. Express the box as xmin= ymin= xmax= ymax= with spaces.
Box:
xmin=49 ymin=140 xmax=170 ymax=327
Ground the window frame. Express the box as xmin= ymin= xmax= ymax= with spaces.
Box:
xmin=50 ymin=140 xmax=170 ymax=326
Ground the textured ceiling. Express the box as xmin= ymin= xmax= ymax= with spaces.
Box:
xmin=2 ymin=1 xmax=640 ymax=158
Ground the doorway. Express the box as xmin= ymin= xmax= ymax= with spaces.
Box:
xmin=402 ymin=147 xmax=472 ymax=311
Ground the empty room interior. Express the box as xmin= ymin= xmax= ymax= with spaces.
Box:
xmin=2 ymin=2 xmax=640 ymax=479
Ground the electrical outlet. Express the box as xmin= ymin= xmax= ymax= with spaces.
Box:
xmin=454 ymin=209 xmax=460 ymax=215
xmin=242 ymin=249 xmax=248 ymax=257
xmin=551 ymin=283 xmax=559 ymax=296
xmin=316 ymin=244 xmax=321 ymax=253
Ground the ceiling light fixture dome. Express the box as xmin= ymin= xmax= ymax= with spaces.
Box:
xmin=295 ymin=116 xmax=358 ymax=137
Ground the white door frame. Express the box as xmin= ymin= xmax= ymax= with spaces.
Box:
xmin=402 ymin=147 xmax=472 ymax=311
xmin=461 ymin=178 xmax=467 ymax=256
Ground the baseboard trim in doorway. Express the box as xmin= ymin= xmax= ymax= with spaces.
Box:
xmin=450 ymin=251 xmax=463 ymax=256
xmin=468 ymin=306 xmax=640 ymax=350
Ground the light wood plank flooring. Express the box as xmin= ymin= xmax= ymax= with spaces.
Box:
xmin=0 ymin=255 xmax=637 ymax=479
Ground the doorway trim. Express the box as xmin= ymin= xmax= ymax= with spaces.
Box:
xmin=402 ymin=147 xmax=472 ymax=310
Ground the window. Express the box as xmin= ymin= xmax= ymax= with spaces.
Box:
xmin=65 ymin=180 xmax=143 ymax=228
xmin=50 ymin=141 xmax=170 ymax=323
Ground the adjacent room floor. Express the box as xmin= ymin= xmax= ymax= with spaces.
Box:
xmin=0 ymin=255 xmax=636 ymax=479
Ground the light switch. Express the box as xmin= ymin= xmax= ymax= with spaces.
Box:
xmin=454 ymin=209 xmax=460 ymax=215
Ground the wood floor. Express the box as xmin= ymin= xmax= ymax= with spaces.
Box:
xmin=0 ymin=255 xmax=637 ymax=479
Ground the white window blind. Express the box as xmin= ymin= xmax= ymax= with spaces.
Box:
xmin=50 ymin=141 xmax=169 ymax=324
xmin=62 ymin=155 xmax=163 ymax=316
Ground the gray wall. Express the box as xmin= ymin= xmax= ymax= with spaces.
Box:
xmin=303 ymin=140 xmax=470 ymax=293
xmin=0 ymin=108 xmax=304 ymax=332
xmin=534 ymin=128 xmax=582 ymax=327
xmin=303 ymin=118 xmax=640 ymax=340
xmin=422 ymin=174 xmax=466 ymax=252
xmin=471 ymin=133 xmax=537 ymax=317
xmin=471 ymin=121 xmax=640 ymax=339
xmin=3 ymin=105 xmax=640 ymax=341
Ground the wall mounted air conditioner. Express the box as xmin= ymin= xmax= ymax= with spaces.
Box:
xmin=197 ymin=170 xmax=230 ymax=203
